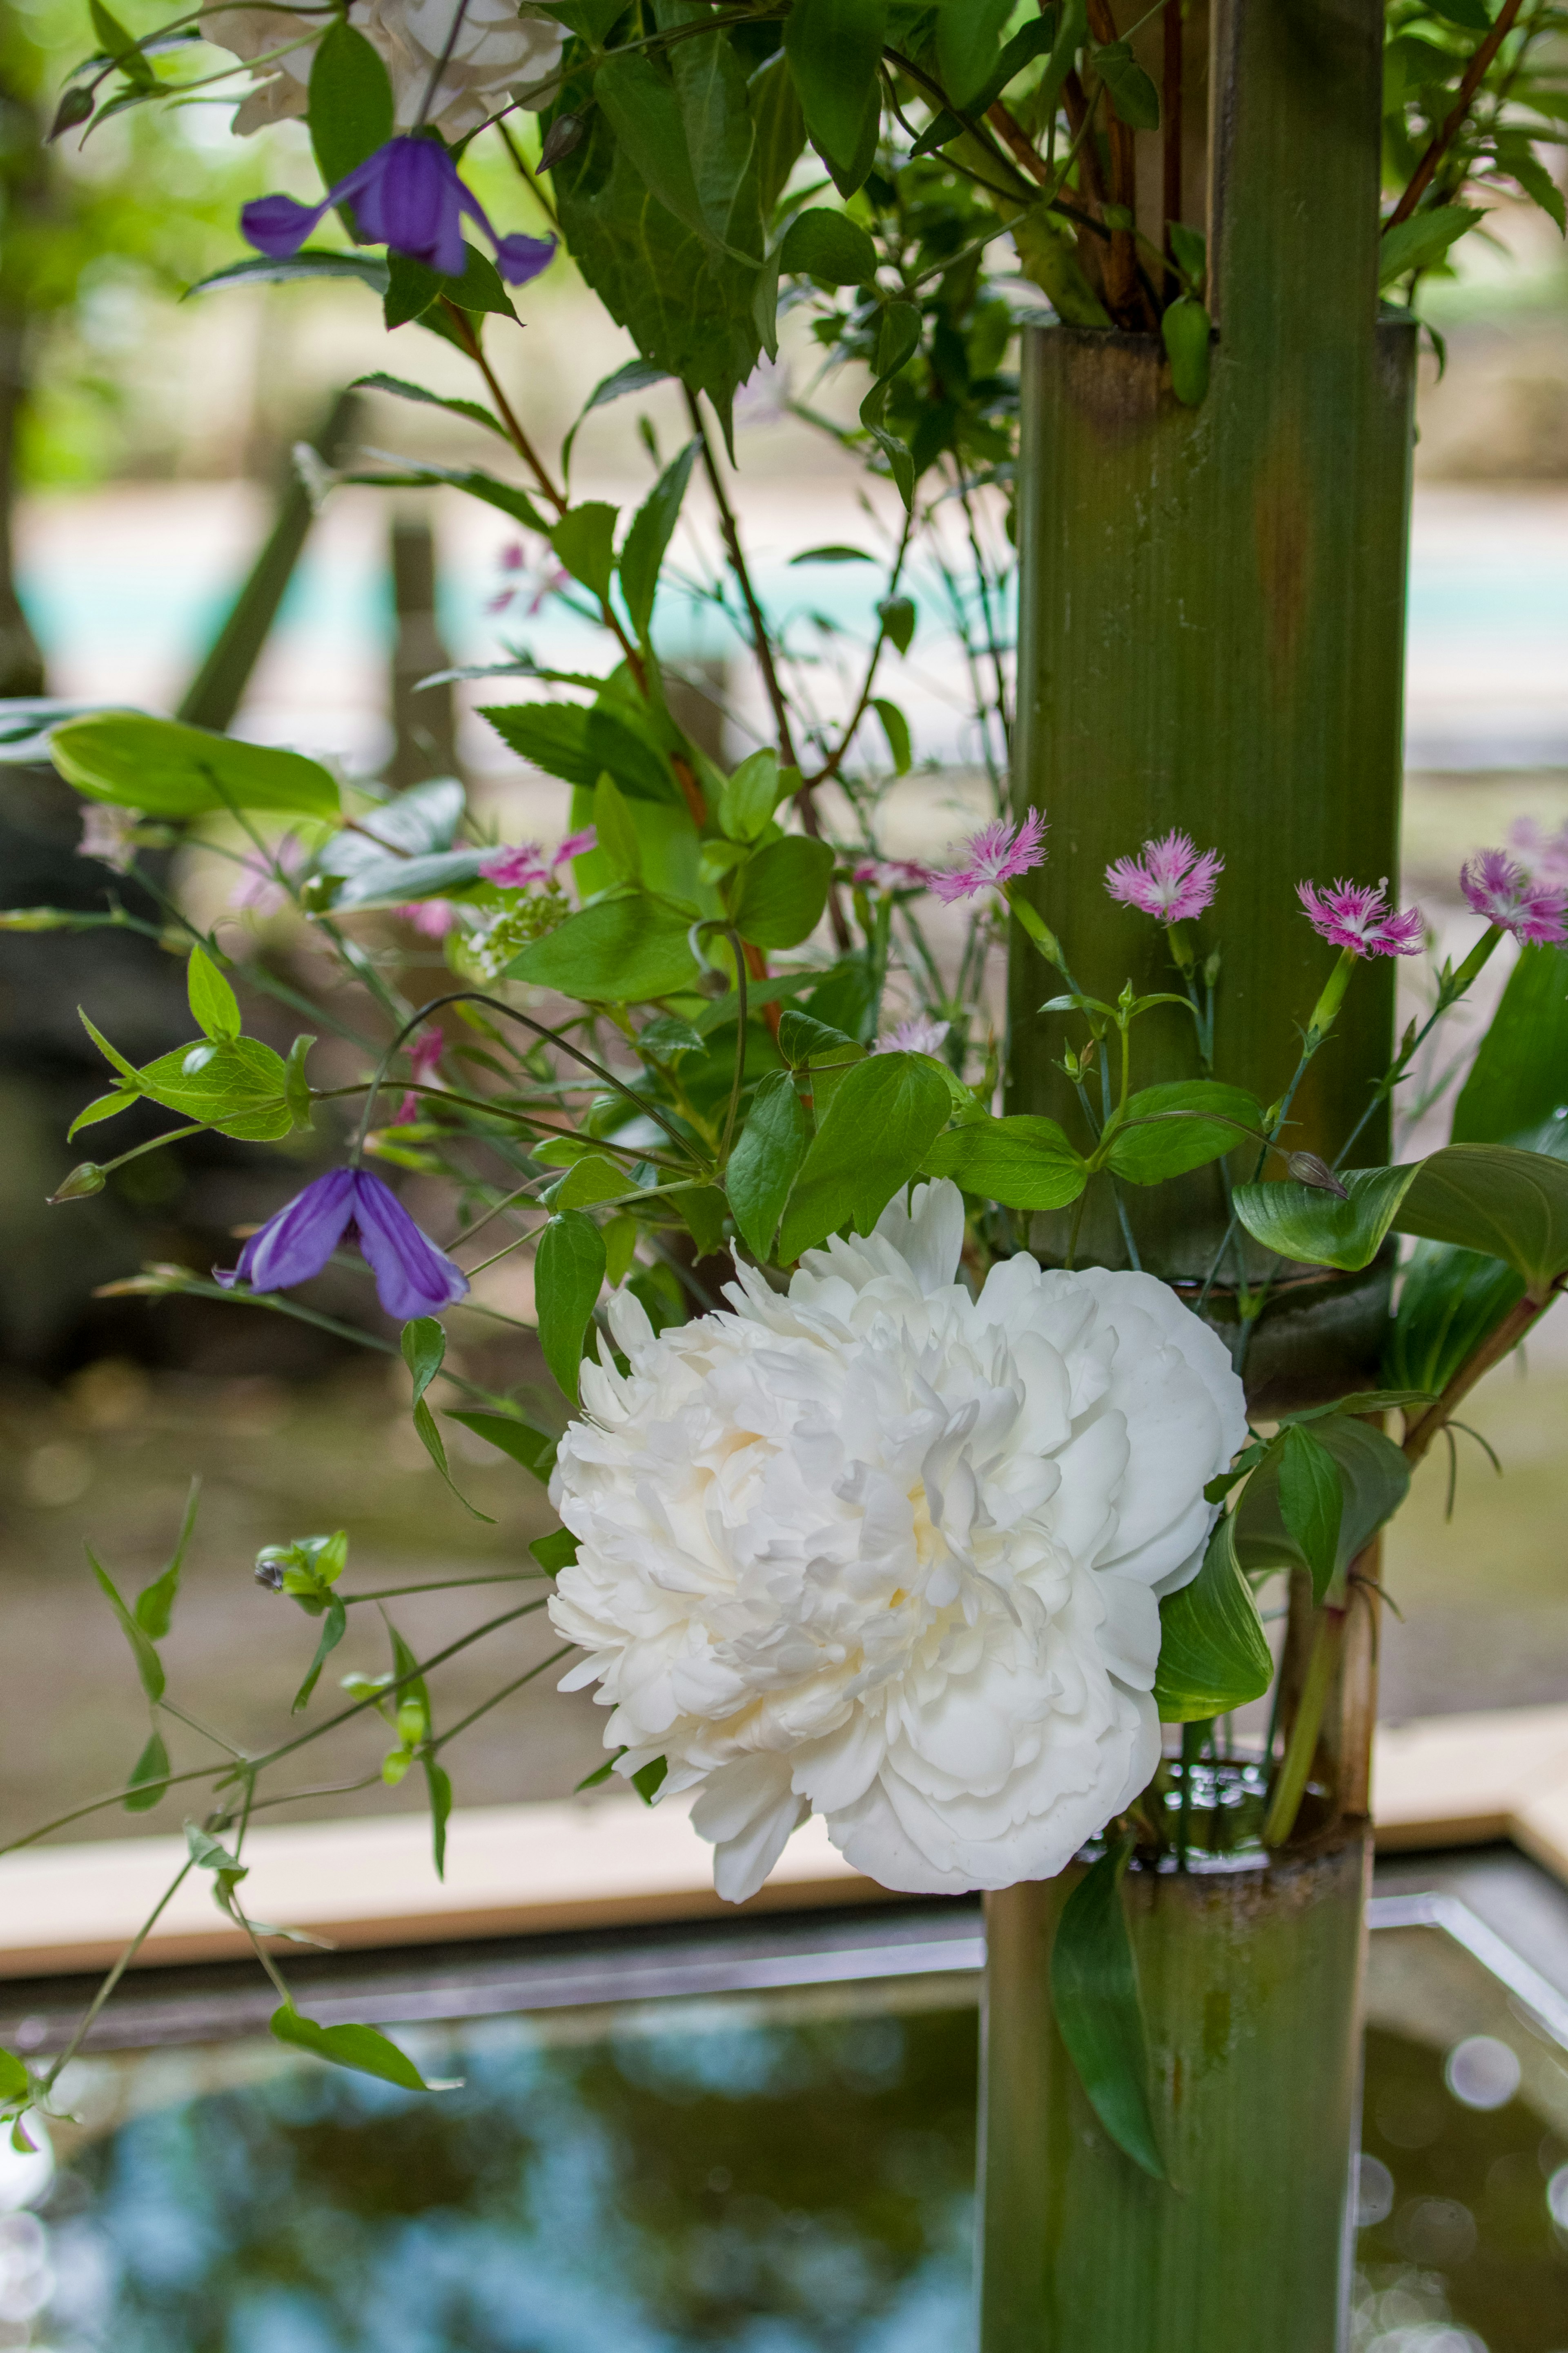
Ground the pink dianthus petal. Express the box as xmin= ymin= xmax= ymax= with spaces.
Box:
xmin=1297 ymin=877 xmax=1424 ymax=958
xmin=931 ymin=807 xmax=1046 ymax=902
xmin=1105 ymin=829 xmax=1223 ymax=921
xmin=1460 ymin=848 xmax=1568 ymax=946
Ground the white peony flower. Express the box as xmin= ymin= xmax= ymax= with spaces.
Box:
xmin=216 ymin=0 xmax=565 ymax=141
xmin=548 ymin=1181 xmax=1247 ymax=1903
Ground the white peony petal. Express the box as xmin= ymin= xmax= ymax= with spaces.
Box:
xmin=871 ymin=1178 xmax=967 ymax=1295
xmin=690 ymin=1754 xmax=808 ymax=1903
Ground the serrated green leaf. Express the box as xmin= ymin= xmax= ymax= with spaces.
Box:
xmin=481 ymin=699 xmax=676 ymax=802
xmin=784 ymin=0 xmax=884 ymax=196
xmin=308 ymin=20 xmax=393 ymax=193
xmin=728 ymin=1069 xmax=807 ymax=1259
xmin=1378 ymin=204 xmax=1483 ymax=287
xmin=550 ymin=501 xmax=620 ymax=602
xmin=1153 ymin=1513 xmax=1274 ymax=1721
xmin=187 ymin=251 xmax=390 ymax=299
xmin=536 ymin=1210 xmax=607 ymax=1404
xmin=1051 ymin=1839 xmax=1165 ymax=2180
xmin=592 ymin=771 xmax=641 ymax=883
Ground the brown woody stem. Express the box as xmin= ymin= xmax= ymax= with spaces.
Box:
xmin=1383 ymin=0 xmax=1525 ymax=232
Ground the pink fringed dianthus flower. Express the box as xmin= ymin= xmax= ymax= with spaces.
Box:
xmin=480 ymin=828 xmax=597 ymax=890
xmin=1297 ymin=877 xmax=1423 ymax=958
xmin=872 ymin=1014 xmax=951 ymax=1057
xmin=1460 ymin=849 xmax=1568 ymax=946
xmin=853 ymin=857 xmax=934 ymax=894
xmin=1105 ymin=830 xmax=1223 ymax=922
xmin=931 ymin=809 xmax=1046 ymax=903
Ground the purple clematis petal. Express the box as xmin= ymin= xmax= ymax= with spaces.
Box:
xmin=241 ymin=137 xmax=556 ymax=289
xmin=216 ymin=1167 xmax=467 ymax=1322
xmin=349 ymin=1170 xmax=469 ymax=1319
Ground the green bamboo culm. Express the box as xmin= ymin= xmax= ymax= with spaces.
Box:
xmin=980 ymin=1843 xmax=1370 ymax=2350
xmin=1008 ymin=0 xmax=1415 ymax=1411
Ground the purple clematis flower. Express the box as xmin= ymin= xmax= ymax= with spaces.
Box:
xmin=242 ymin=136 xmax=557 ymax=286
xmin=218 ymin=1168 xmax=468 ymax=1321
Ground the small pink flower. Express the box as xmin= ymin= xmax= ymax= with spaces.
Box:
xmin=399 ymin=899 xmax=457 ymax=939
xmin=931 ymin=808 xmax=1046 ymax=903
xmin=1508 ymin=816 xmax=1568 ymax=886
xmin=1297 ymin=878 xmax=1424 ymax=958
xmin=1460 ymin=848 xmax=1568 ymax=946
xmin=852 ymin=857 xmax=934 ymax=894
xmin=480 ymin=828 xmax=596 ymax=890
xmin=872 ymin=1013 xmax=950 ymax=1057
xmin=1105 ymin=830 xmax=1223 ymax=922
xmin=394 ymin=1025 xmax=445 ymax=1124
xmin=78 ymin=803 xmax=140 ymax=874
xmin=231 ymin=834 xmax=303 ymax=915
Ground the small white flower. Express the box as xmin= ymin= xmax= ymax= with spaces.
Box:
xmin=548 ymin=1181 xmax=1246 ymax=1903
xmin=218 ymin=0 xmax=565 ymax=141
xmin=77 ymin=803 xmax=139 ymax=872
xmin=872 ymin=1014 xmax=950 ymax=1057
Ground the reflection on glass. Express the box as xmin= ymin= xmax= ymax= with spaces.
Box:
xmin=5 ymin=1946 xmax=1567 ymax=2351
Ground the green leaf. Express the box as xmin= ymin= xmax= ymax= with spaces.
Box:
xmin=552 ymin=1152 xmax=631 ymax=1210
xmin=632 ymin=1755 xmax=668 ymax=1804
xmin=352 ymin=370 xmax=507 ymax=438
xmin=1039 ymin=0 xmax=1089 ymax=112
xmin=595 ymin=49 xmax=754 ymax=263
xmin=269 ymin=2005 xmax=439 ymax=2091
xmin=1492 ymin=133 xmax=1566 ymax=236
xmin=677 ymin=1184 xmax=728 ymax=1257
xmin=729 ymin=836 xmax=835 ymax=948
xmin=1233 ymin=1163 xmax=1420 ymax=1272
xmin=329 ymin=845 xmax=492 ymax=913
xmin=292 ymin=1595 xmax=347 ymax=1713
xmin=719 ymin=749 xmax=782 ymax=843
xmin=592 ymin=771 xmax=642 ymax=883
xmin=1233 ymin=1416 xmax=1409 ymax=1586
xmin=550 ymin=501 xmax=620 ymax=602
xmin=783 ymin=0 xmax=886 ymax=196
xmin=402 ymin=1318 xmax=492 ymax=1522
xmin=508 ymin=895 xmax=701 ymax=1001
xmin=284 ymin=1033 xmax=315 ymax=1131
xmin=777 ymin=1010 xmax=856 ymax=1067
xmin=88 ymin=1546 xmax=165 ymax=1702
xmin=384 ymin=242 xmax=517 ymax=330
xmin=922 ymin=1113 xmax=1087 ymax=1211
xmin=187 ymin=251 xmax=391 ymax=298
xmin=877 ymin=593 xmax=917 ymax=655
xmin=870 ymin=698 xmax=911 ymax=774
xmin=1396 ymin=1142 xmax=1568 ymax=1301
xmin=561 ymin=357 xmax=671 ymax=477
xmin=67 ymin=1086 xmax=137 ymax=1138
xmin=1452 ymin=945 xmax=1568 ymax=1144
xmin=873 ymin=301 xmax=921 ymax=382
xmin=446 ymin=1409 xmax=558 ymax=1486
xmin=727 ymin=1069 xmax=807 ymax=1258
xmin=865 ymin=422 xmax=915 ymax=509
xmin=536 ymin=1209 xmax=608 ymax=1403
xmin=308 ymin=20 xmax=393 ymax=192
xmin=187 ymin=946 xmax=241 ymax=1043
xmin=134 ymin=1036 xmax=294 ymax=1142
xmin=1161 ymin=295 xmax=1212 ymax=407
xmin=532 ymin=1526 xmax=580 ymax=1575
xmin=1378 ymin=204 xmax=1482 ymax=287
xmin=345 ymin=459 xmax=547 ymax=534
xmin=780 ymin=205 xmax=879 ymax=285
xmin=1011 ymin=203 xmax=1111 ymax=327
xmin=425 ymin=1759 xmax=453 ymax=1880
xmin=52 ymin=715 xmax=339 ymax=820
xmin=750 ymin=47 xmax=808 ymax=212
xmin=134 ymin=1476 xmax=200 ymax=1640
xmin=1092 ymin=39 xmax=1160 ymax=129
xmin=90 ymin=0 xmax=154 ymax=82
xmin=1050 ymin=1840 xmax=1165 ymax=2180
xmin=123 ymin=1729 xmax=170 ymax=1813
xmin=779 ymin=1052 xmax=951 ymax=1259
xmin=934 ymin=0 xmax=1012 ymax=109
xmin=481 ymin=700 xmax=675 ymax=802
xmin=1276 ymin=1423 xmax=1345 ymax=1603
xmin=0 ymin=2048 xmax=31 ymax=2104
xmin=1152 ymin=1513 xmax=1274 ymax=1721
xmin=619 ymin=438 xmax=701 ymax=640
xmin=1384 ymin=1240 xmax=1526 ymax=1397
xmin=1105 ymin=1082 xmax=1261 ymax=1185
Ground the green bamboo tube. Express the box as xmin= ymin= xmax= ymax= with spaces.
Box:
xmin=979 ymin=1838 xmax=1370 ymax=2350
xmin=1007 ymin=0 xmax=1415 ymax=1408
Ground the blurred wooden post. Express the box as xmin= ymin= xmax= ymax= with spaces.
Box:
xmin=388 ymin=510 xmax=459 ymax=790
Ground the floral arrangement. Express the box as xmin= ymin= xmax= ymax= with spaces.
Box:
xmin=4 ymin=0 xmax=1568 ymax=2192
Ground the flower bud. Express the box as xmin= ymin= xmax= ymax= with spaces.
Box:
xmin=1285 ymin=1152 xmax=1349 ymax=1200
xmin=49 ymin=1162 xmax=106 ymax=1203
xmin=49 ymin=85 xmax=94 ymax=140
xmin=540 ymin=112 xmax=586 ymax=170
xmin=254 ymin=1557 xmax=286 ymax=1591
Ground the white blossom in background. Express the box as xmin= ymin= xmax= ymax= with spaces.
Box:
xmin=215 ymin=0 xmax=566 ymax=141
xmin=548 ymin=1181 xmax=1247 ymax=1903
